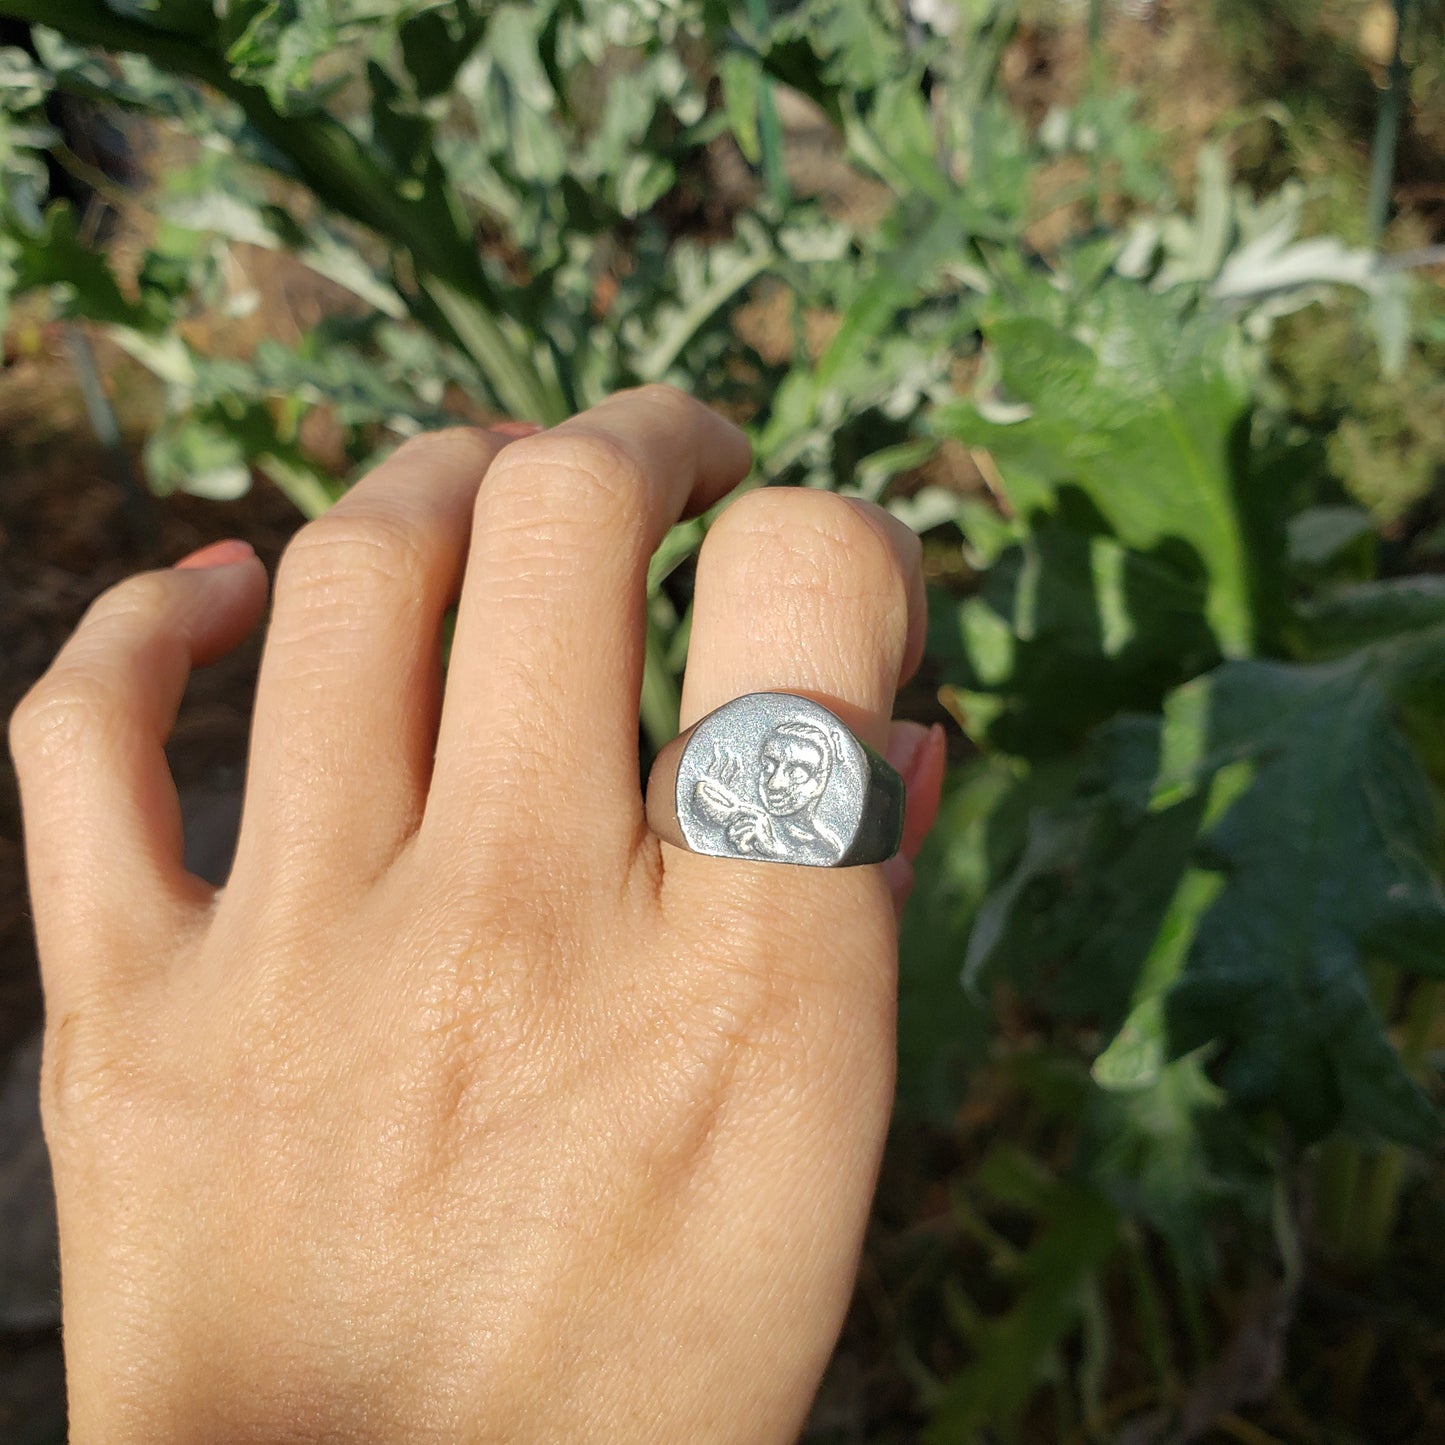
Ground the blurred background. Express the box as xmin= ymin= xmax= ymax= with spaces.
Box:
xmin=2 ymin=2 xmax=1444 ymax=1441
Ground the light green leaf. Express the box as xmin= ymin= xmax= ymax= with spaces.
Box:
xmin=144 ymin=413 xmax=253 ymax=500
xmin=937 ymin=285 xmax=1259 ymax=656
xmin=718 ymin=50 xmax=762 ymax=165
xmin=0 ymin=46 xmax=53 ymax=110
xmin=615 ymin=153 xmax=674 ymax=219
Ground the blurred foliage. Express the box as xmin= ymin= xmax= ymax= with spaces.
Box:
xmin=3 ymin=0 xmax=1444 ymax=1438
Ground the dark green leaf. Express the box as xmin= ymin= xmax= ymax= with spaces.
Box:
xmin=11 ymin=202 xmax=164 ymax=329
xmin=925 ymin=1181 xmax=1119 ymax=1442
xmin=399 ymin=3 xmax=483 ymax=99
xmin=895 ymin=760 xmax=1009 ymax=1123
xmin=933 ymin=486 xmax=1219 ymax=756
xmin=1157 ymin=649 xmax=1445 ymax=1145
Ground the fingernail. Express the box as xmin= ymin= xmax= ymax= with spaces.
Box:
xmin=885 ymin=721 xmax=932 ymax=786
xmin=490 ymin=420 xmax=545 ymax=439
xmin=899 ymin=723 xmax=947 ymax=862
xmin=174 ymin=539 xmax=256 ymax=571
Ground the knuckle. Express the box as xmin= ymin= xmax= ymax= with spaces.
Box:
xmin=277 ymin=507 xmax=432 ymax=603
xmin=486 ymin=429 xmax=648 ymax=531
xmin=389 ymin=424 xmax=498 ymax=473
xmin=616 ymin=380 xmax=693 ymax=416
xmin=709 ymin=488 xmax=910 ymax=632
xmin=9 ymin=570 xmax=181 ymax=765
xmin=10 ymin=669 xmax=113 ymax=768
xmin=87 ymin=570 xmax=177 ymax=628
xmin=39 ymin=1007 xmax=134 ymax=1149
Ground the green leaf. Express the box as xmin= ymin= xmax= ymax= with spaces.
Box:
xmin=1156 ymin=648 xmax=1445 ymax=1146
xmin=615 ymin=153 xmax=674 ymax=220
xmin=0 ymin=229 xmax=19 ymax=341
xmin=896 ymin=759 xmax=1011 ymax=1123
xmin=936 ymin=284 xmax=1261 ymax=657
xmin=11 ymin=203 xmax=164 ymax=330
xmin=626 ymin=217 xmax=773 ymax=383
xmin=961 ymin=730 xmax=1209 ymax=1035
xmin=144 ymin=412 xmax=253 ymax=500
xmin=1081 ymin=1049 xmax=1274 ymax=1266
xmin=925 ymin=1180 xmax=1119 ymax=1442
xmin=931 ymin=486 xmax=1220 ymax=756
xmin=0 ymin=45 xmax=53 ymax=110
xmin=399 ymin=2 xmax=483 ymax=100
xmin=1295 ymin=577 xmax=1445 ymax=657
xmin=1286 ymin=504 xmax=1376 ymax=569
xmin=222 ymin=0 xmax=345 ymax=113
xmin=718 ymin=49 xmax=762 ymax=165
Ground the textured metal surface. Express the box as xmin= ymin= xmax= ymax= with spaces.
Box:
xmin=646 ymin=693 xmax=904 ymax=867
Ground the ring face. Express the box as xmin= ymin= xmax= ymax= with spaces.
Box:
xmin=665 ymin=694 xmax=896 ymax=867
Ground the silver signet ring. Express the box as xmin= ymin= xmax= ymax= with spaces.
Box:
xmin=645 ymin=693 xmax=905 ymax=867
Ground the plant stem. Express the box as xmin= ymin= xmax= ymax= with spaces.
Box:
xmin=1171 ymin=1246 xmax=1211 ymax=1374
xmin=62 ymin=322 xmax=153 ymax=546
xmin=1086 ymin=0 xmax=1106 ymax=225
xmin=1366 ymin=0 xmax=1413 ymax=246
xmin=1353 ymin=978 xmax=1440 ymax=1264
xmin=1121 ymin=1227 xmax=1175 ymax=1391
xmin=1315 ymin=1130 xmax=1362 ymax=1257
xmin=640 ymin=614 xmax=681 ymax=759
xmin=257 ymin=452 xmax=339 ymax=521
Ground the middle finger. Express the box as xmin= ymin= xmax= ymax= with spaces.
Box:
xmin=425 ymin=386 xmax=750 ymax=874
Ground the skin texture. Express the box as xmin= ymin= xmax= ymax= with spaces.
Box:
xmin=10 ymin=387 xmax=945 ymax=1444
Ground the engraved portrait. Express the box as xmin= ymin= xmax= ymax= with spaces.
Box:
xmin=692 ymin=716 xmax=845 ymax=865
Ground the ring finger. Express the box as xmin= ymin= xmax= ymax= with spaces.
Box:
xmin=667 ymin=487 xmax=927 ymax=906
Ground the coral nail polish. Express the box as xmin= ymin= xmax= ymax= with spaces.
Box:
xmin=174 ymin=539 xmax=256 ymax=571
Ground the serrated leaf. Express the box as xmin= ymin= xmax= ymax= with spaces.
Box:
xmin=1156 ymin=649 xmax=1445 ymax=1145
xmin=936 ymin=285 xmax=1259 ymax=657
xmin=1081 ymin=1047 xmax=1274 ymax=1265
xmin=931 ymin=487 xmax=1220 ymax=756
xmin=11 ymin=203 xmax=163 ymax=330
xmin=924 ymin=1180 xmax=1119 ymax=1442
xmin=961 ymin=732 xmax=1208 ymax=1035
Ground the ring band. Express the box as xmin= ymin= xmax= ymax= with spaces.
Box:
xmin=645 ymin=693 xmax=905 ymax=867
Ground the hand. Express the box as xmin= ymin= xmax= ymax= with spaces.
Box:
xmin=725 ymin=807 xmax=778 ymax=857
xmin=11 ymin=386 xmax=944 ymax=1443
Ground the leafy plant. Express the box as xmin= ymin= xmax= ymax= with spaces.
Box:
xmin=3 ymin=0 xmax=1442 ymax=1437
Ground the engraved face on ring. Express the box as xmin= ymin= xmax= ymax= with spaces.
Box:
xmin=686 ymin=711 xmax=847 ymax=865
xmin=758 ymin=721 xmax=832 ymax=817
